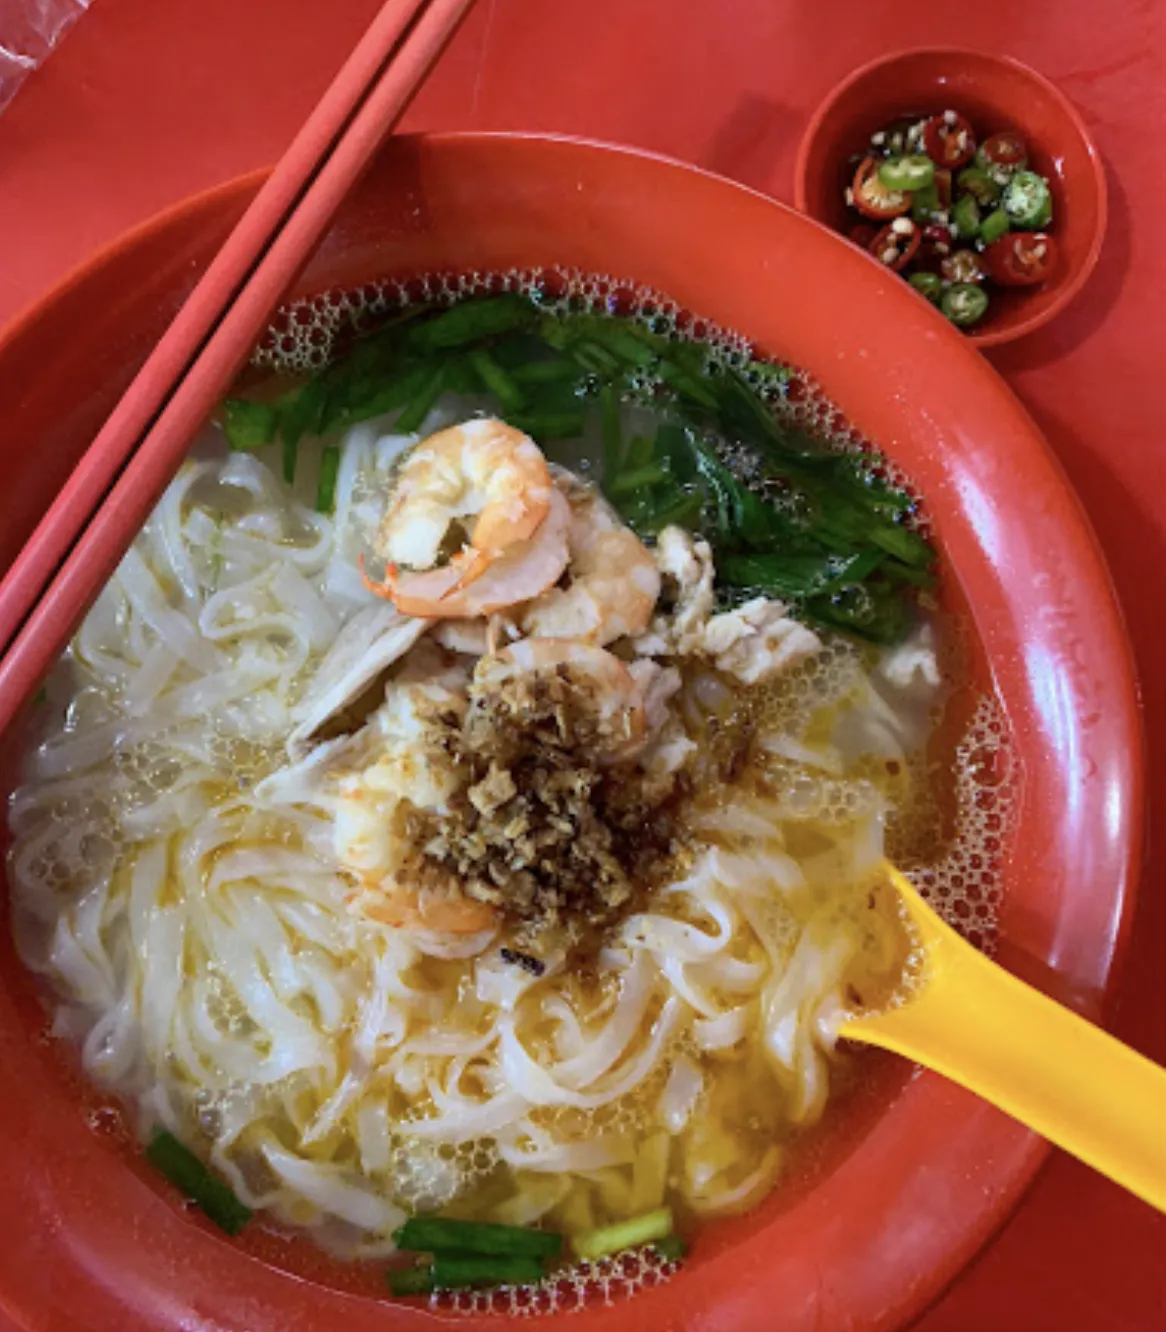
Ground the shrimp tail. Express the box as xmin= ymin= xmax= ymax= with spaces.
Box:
xmin=360 ymin=553 xmax=397 ymax=600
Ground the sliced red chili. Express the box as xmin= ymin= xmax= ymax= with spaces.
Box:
xmin=978 ymin=131 xmax=1027 ymax=170
xmin=851 ymin=156 xmax=911 ymax=220
xmin=934 ymin=168 xmax=953 ymax=210
xmin=922 ymin=113 xmax=976 ymax=169
xmin=983 ymin=232 xmax=1056 ymax=286
xmin=869 ymin=222 xmax=921 ymax=272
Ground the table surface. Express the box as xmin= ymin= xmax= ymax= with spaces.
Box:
xmin=1 ymin=1 xmax=1164 ymax=1329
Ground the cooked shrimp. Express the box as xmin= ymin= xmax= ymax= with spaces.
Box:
xmin=370 ymin=486 xmax=571 ymax=620
xmin=520 ymin=478 xmax=660 ymax=645
xmin=358 ymin=879 xmax=497 ymax=934
xmin=471 ymin=638 xmax=648 ymax=759
xmin=374 ymin=418 xmax=554 ymax=593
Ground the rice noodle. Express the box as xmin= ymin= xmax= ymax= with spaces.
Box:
xmin=5 ymin=430 xmax=936 ymax=1259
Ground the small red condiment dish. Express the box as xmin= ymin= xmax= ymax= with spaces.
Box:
xmin=794 ymin=48 xmax=1107 ymax=348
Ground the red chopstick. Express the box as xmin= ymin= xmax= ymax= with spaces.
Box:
xmin=0 ymin=0 xmax=478 ymax=733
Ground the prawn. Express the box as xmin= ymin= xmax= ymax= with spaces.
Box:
xmin=367 ymin=486 xmax=571 ymax=620
xmin=358 ymin=878 xmax=497 ymax=934
xmin=372 ymin=418 xmax=555 ymax=597
xmin=520 ymin=477 xmax=660 ymax=645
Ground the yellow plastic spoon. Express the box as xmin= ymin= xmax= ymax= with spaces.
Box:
xmin=840 ymin=863 xmax=1166 ymax=1213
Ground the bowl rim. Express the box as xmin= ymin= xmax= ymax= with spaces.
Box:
xmin=792 ymin=46 xmax=1109 ymax=348
xmin=0 ymin=129 xmax=1144 ymax=1332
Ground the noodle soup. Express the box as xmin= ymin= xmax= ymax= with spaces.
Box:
xmin=6 ymin=277 xmax=1011 ymax=1300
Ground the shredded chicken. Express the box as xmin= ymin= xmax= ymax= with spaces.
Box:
xmin=703 ymin=597 xmax=821 ymax=684
xmin=634 ymin=527 xmax=822 ymax=684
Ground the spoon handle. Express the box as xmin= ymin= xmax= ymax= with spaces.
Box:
xmin=841 ymin=869 xmax=1166 ymax=1213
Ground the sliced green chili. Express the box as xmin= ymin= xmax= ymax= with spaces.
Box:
xmin=940 ymin=282 xmax=990 ymax=328
xmin=1002 ymin=171 xmax=1053 ymax=229
xmin=956 ymin=165 xmax=1002 ymax=207
xmin=910 ymin=181 xmax=943 ymax=223
xmin=908 ymin=272 xmax=943 ymax=304
xmin=952 ymin=193 xmax=981 ymax=239
xmin=877 ymin=154 xmax=935 ymax=191
xmin=979 ymin=206 xmax=1010 ymax=246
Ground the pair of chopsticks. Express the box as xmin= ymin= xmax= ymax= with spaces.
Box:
xmin=0 ymin=0 xmax=479 ymax=734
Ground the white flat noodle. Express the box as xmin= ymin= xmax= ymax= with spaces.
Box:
xmin=6 ymin=433 xmax=935 ymax=1260
xmin=262 ymin=1142 xmax=406 ymax=1234
xmin=287 ymin=601 xmax=428 ymax=755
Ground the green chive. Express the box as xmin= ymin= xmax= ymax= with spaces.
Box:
xmin=145 ymin=1131 xmax=252 ymax=1236
xmin=329 ymin=364 xmax=431 ymax=433
xmin=600 ymin=384 xmax=622 ymax=481
xmin=221 ymin=398 xmax=277 ymax=452
xmin=406 ymin=295 xmax=533 ymax=352
xmin=640 ymin=491 xmax=705 ymax=533
xmin=510 ymin=410 xmax=587 ymax=439
xmin=395 ymin=365 xmax=446 ymax=434
xmin=653 ymin=1234 xmax=687 ymax=1262
xmin=432 ymin=1253 xmax=546 ymax=1289
xmin=281 ymin=435 xmax=298 ymax=484
xmin=316 ymin=445 xmax=340 ymax=513
xmin=468 ymin=348 xmax=527 ymax=410
xmin=509 ymin=359 xmax=581 ymax=386
xmin=623 ymin=433 xmax=655 ymax=469
xmin=571 ymin=1207 xmax=673 ymax=1261
xmin=394 ymin=1215 xmax=563 ymax=1260
xmin=388 ymin=1263 xmax=435 ymax=1297
xmin=607 ymin=463 xmax=671 ymax=496
xmin=719 ymin=552 xmax=845 ymax=598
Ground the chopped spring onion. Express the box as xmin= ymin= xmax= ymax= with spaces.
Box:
xmin=316 ymin=445 xmax=340 ymax=513
xmin=394 ymin=1215 xmax=564 ymax=1260
xmin=571 ymin=1206 xmax=673 ymax=1261
xmin=145 ymin=1131 xmax=252 ymax=1235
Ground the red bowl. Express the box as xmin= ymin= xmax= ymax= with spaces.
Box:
xmin=793 ymin=48 xmax=1108 ymax=348
xmin=0 ymin=133 xmax=1141 ymax=1332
